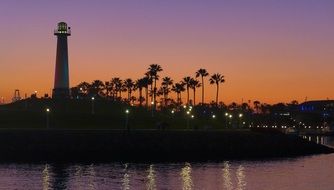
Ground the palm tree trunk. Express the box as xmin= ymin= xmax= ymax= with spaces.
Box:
xmin=187 ymin=87 xmax=189 ymax=105
xmin=139 ymin=88 xmax=142 ymax=106
xmin=179 ymin=92 xmax=182 ymax=105
xmin=216 ymin=83 xmax=219 ymax=105
xmin=145 ymin=87 xmax=149 ymax=108
xmin=193 ymin=88 xmax=196 ymax=106
xmin=153 ymin=78 xmax=157 ymax=109
xmin=201 ymin=76 xmax=204 ymax=104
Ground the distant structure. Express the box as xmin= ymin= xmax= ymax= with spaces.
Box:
xmin=12 ymin=89 xmax=21 ymax=102
xmin=52 ymin=22 xmax=71 ymax=99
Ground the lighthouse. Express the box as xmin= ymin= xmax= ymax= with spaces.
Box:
xmin=52 ymin=22 xmax=71 ymax=99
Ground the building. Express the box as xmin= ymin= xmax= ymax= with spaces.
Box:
xmin=52 ymin=22 xmax=71 ymax=99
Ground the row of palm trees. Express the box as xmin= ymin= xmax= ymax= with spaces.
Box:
xmin=71 ymin=64 xmax=226 ymax=107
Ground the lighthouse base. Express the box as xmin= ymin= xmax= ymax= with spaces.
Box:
xmin=52 ymin=88 xmax=70 ymax=99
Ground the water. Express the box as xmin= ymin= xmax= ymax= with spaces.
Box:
xmin=0 ymin=137 xmax=333 ymax=189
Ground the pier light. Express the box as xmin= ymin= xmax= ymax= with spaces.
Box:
xmin=191 ymin=115 xmax=194 ymax=119
xmin=183 ymin=105 xmax=187 ymax=109
xmin=171 ymin=110 xmax=175 ymax=114
xmin=151 ymin=101 xmax=154 ymax=105
xmin=212 ymin=114 xmax=216 ymax=119
xmin=91 ymin=97 xmax=95 ymax=114
xmin=239 ymin=113 xmax=243 ymax=118
xmin=46 ymin=108 xmax=50 ymax=129
xmin=186 ymin=111 xmax=190 ymax=115
xmin=242 ymin=122 xmax=246 ymax=125
xmin=229 ymin=114 xmax=232 ymax=118
xmin=225 ymin=112 xmax=229 ymax=116
xmin=125 ymin=109 xmax=129 ymax=114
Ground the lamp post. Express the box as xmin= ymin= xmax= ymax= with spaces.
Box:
xmin=46 ymin=108 xmax=50 ymax=129
xmin=238 ymin=113 xmax=243 ymax=128
xmin=125 ymin=109 xmax=130 ymax=130
xmin=229 ymin=114 xmax=232 ymax=128
xmin=91 ymin=97 xmax=95 ymax=114
xmin=186 ymin=111 xmax=190 ymax=129
xmin=151 ymin=101 xmax=154 ymax=117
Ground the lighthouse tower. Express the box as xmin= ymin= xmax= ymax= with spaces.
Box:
xmin=52 ymin=22 xmax=71 ymax=99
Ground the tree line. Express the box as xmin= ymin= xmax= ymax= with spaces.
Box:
xmin=70 ymin=64 xmax=225 ymax=108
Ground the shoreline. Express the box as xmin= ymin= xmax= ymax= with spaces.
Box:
xmin=0 ymin=129 xmax=332 ymax=162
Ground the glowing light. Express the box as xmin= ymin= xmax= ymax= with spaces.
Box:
xmin=229 ymin=115 xmax=232 ymax=118
xmin=191 ymin=115 xmax=194 ymax=119
xmin=171 ymin=110 xmax=175 ymax=114
xmin=91 ymin=97 xmax=95 ymax=100
xmin=225 ymin=112 xmax=229 ymax=116
xmin=186 ymin=111 xmax=190 ymax=115
xmin=125 ymin=109 xmax=129 ymax=114
xmin=181 ymin=163 xmax=193 ymax=190
xmin=212 ymin=114 xmax=216 ymax=119
xmin=46 ymin=108 xmax=50 ymax=112
xmin=239 ymin=113 xmax=243 ymax=118
xmin=151 ymin=101 xmax=154 ymax=105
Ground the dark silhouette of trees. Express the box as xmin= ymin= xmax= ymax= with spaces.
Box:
xmin=172 ymin=82 xmax=185 ymax=105
xmin=190 ymin=78 xmax=201 ymax=106
xmin=147 ymin=64 xmax=163 ymax=108
xmin=196 ymin=68 xmax=209 ymax=105
xmin=142 ymin=76 xmax=151 ymax=108
xmin=111 ymin=78 xmax=123 ymax=99
xmin=77 ymin=81 xmax=90 ymax=97
xmin=209 ymin=73 xmax=225 ymax=105
xmin=161 ymin=77 xmax=173 ymax=106
xmin=183 ymin=76 xmax=192 ymax=105
xmin=90 ymin=80 xmax=105 ymax=97
xmin=124 ymin=78 xmax=134 ymax=101
xmin=253 ymin=100 xmax=260 ymax=114
xmin=135 ymin=78 xmax=146 ymax=106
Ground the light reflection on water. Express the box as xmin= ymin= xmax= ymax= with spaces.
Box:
xmin=180 ymin=162 xmax=193 ymax=190
xmin=0 ymin=136 xmax=334 ymax=189
xmin=222 ymin=161 xmax=233 ymax=190
xmin=146 ymin=164 xmax=156 ymax=190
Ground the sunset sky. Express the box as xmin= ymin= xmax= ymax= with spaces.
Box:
xmin=0 ymin=0 xmax=333 ymax=104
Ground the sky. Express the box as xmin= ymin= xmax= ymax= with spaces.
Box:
xmin=0 ymin=0 xmax=333 ymax=104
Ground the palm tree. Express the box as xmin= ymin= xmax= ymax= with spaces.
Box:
xmin=172 ymin=82 xmax=185 ymax=105
xmin=104 ymin=81 xmax=114 ymax=99
xmin=111 ymin=77 xmax=123 ymax=99
xmin=253 ymin=100 xmax=261 ymax=114
xmin=147 ymin=64 xmax=163 ymax=107
xmin=77 ymin=81 xmax=90 ymax=98
xmin=189 ymin=78 xmax=201 ymax=106
xmin=124 ymin=78 xmax=134 ymax=101
xmin=196 ymin=68 xmax=209 ymax=105
xmin=182 ymin=76 xmax=192 ymax=105
xmin=209 ymin=73 xmax=225 ymax=105
xmin=90 ymin=80 xmax=105 ymax=97
xmin=142 ymin=76 xmax=151 ymax=108
xmin=135 ymin=78 xmax=145 ymax=106
xmin=161 ymin=76 xmax=173 ymax=106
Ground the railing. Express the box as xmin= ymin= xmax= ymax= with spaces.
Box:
xmin=54 ymin=29 xmax=71 ymax=35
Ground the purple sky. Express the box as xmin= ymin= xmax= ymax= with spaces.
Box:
xmin=1 ymin=0 xmax=334 ymax=103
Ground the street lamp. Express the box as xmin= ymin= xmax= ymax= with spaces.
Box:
xmin=212 ymin=114 xmax=216 ymax=119
xmin=46 ymin=108 xmax=50 ymax=129
xmin=238 ymin=113 xmax=243 ymax=128
xmin=91 ymin=97 xmax=95 ymax=114
xmin=151 ymin=101 xmax=154 ymax=117
xmin=186 ymin=111 xmax=191 ymax=129
xmin=125 ymin=109 xmax=130 ymax=130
